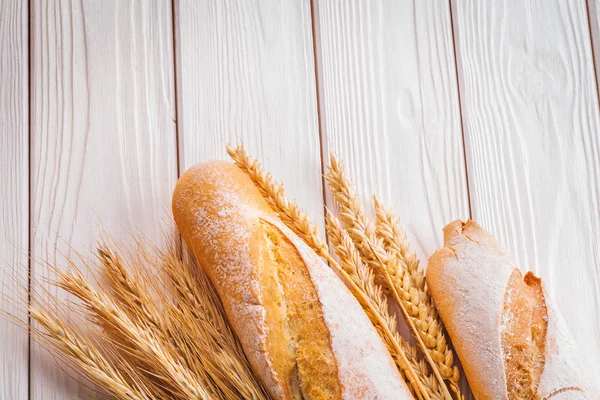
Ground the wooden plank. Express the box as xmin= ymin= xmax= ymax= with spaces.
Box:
xmin=313 ymin=1 xmax=471 ymax=396
xmin=0 ymin=1 xmax=29 ymax=399
xmin=588 ymin=0 xmax=600 ymax=112
xmin=174 ymin=0 xmax=324 ymax=230
xmin=453 ymin=0 xmax=600 ymax=372
xmin=313 ymin=0 xmax=469 ymax=261
xmin=29 ymin=1 xmax=177 ymax=398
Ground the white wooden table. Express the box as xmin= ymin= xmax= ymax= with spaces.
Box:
xmin=1 ymin=1 xmax=599 ymax=398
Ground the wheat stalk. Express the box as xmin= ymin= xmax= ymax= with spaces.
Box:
xmin=325 ymin=153 xmax=460 ymax=400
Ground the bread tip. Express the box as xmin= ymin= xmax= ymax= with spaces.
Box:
xmin=174 ymin=160 xmax=238 ymax=192
xmin=180 ymin=159 xmax=236 ymax=177
xmin=172 ymin=159 xmax=239 ymax=218
xmin=523 ymin=270 xmax=542 ymax=287
xmin=442 ymin=219 xmax=483 ymax=245
xmin=442 ymin=219 xmax=466 ymax=244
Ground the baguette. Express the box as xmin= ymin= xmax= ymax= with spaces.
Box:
xmin=427 ymin=219 xmax=600 ymax=399
xmin=172 ymin=160 xmax=413 ymax=400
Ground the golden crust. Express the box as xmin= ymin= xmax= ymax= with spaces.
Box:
xmin=501 ymin=269 xmax=547 ymax=399
xmin=172 ymin=161 xmax=341 ymax=399
xmin=172 ymin=161 xmax=413 ymax=400
xmin=427 ymin=219 xmax=513 ymax=399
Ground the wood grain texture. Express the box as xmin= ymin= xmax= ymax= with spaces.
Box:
xmin=30 ymin=1 xmax=177 ymax=398
xmin=0 ymin=1 xmax=29 ymax=399
xmin=175 ymin=0 xmax=324 ymax=231
xmin=589 ymin=0 xmax=600 ymax=109
xmin=313 ymin=1 xmax=472 ymax=396
xmin=313 ymin=0 xmax=469 ymax=279
xmin=453 ymin=0 xmax=600 ymax=373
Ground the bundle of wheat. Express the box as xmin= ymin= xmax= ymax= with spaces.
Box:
xmin=29 ymin=239 xmax=270 ymax=400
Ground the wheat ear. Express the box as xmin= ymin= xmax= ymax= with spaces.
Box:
xmin=99 ymin=242 xmax=268 ymax=400
xmin=29 ymin=237 xmax=270 ymax=400
xmin=325 ymin=153 xmax=456 ymax=400
xmin=55 ymin=267 xmax=211 ymax=400
xmin=97 ymin=246 xmax=164 ymax=332
xmin=29 ymin=306 xmax=151 ymax=400
xmin=95 ymin=245 xmax=210 ymax=398
xmin=372 ymin=196 xmax=421 ymax=283
xmin=326 ymin=212 xmax=438 ymax=400
xmin=373 ymin=197 xmax=462 ymax=397
xmin=100 ymin=243 xmax=230 ymax=398
xmin=227 ymin=144 xmax=330 ymax=257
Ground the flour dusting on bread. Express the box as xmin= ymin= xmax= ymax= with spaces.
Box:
xmin=427 ymin=220 xmax=600 ymax=399
xmin=173 ymin=162 xmax=280 ymax=395
xmin=267 ymin=217 xmax=413 ymax=399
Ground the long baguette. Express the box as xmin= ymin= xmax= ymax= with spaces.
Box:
xmin=172 ymin=160 xmax=413 ymax=400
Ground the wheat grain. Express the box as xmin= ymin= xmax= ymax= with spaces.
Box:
xmin=401 ymin=339 xmax=445 ymax=400
xmin=325 ymin=153 xmax=459 ymax=400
